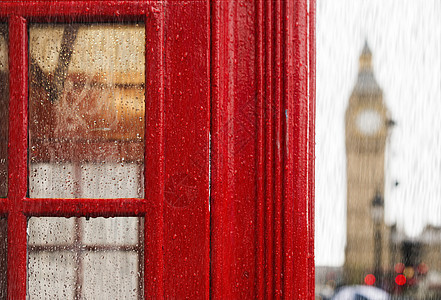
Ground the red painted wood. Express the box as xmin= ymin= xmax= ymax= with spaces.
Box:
xmin=210 ymin=1 xmax=232 ymax=297
xmin=264 ymin=0 xmax=275 ymax=297
xmin=144 ymin=6 xmax=165 ymax=299
xmin=211 ymin=0 xmax=314 ymax=298
xmin=282 ymin=0 xmax=296 ymax=296
xmin=274 ymin=1 xmax=283 ymax=297
xmin=23 ymin=198 xmax=146 ymax=217
xmin=211 ymin=1 xmax=260 ymax=298
xmin=0 ymin=1 xmax=151 ymax=21
xmin=255 ymin=1 xmax=265 ymax=298
xmin=0 ymin=0 xmax=208 ymax=20
xmin=288 ymin=0 xmax=311 ymax=298
xmin=7 ymin=15 xmax=28 ymax=300
xmin=163 ymin=2 xmax=210 ymax=298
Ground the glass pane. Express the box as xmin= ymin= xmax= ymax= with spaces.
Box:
xmin=27 ymin=217 xmax=143 ymax=299
xmin=316 ymin=1 xmax=441 ymax=299
xmin=28 ymin=23 xmax=145 ymax=198
xmin=0 ymin=24 xmax=8 ymax=198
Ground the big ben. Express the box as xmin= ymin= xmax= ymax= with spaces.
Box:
xmin=344 ymin=42 xmax=390 ymax=284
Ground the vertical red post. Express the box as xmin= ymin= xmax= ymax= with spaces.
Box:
xmin=308 ymin=0 xmax=317 ymax=298
xmin=144 ymin=5 xmax=165 ymax=299
xmin=162 ymin=1 xmax=210 ymax=298
xmin=210 ymin=1 xmax=233 ymax=298
xmin=285 ymin=0 xmax=310 ymax=297
xmin=7 ymin=15 xmax=28 ymax=300
xmin=255 ymin=1 xmax=265 ymax=298
xmin=282 ymin=0 xmax=296 ymax=296
xmin=274 ymin=0 xmax=283 ymax=297
xmin=212 ymin=0 xmax=314 ymax=298
xmin=264 ymin=1 xmax=274 ymax=297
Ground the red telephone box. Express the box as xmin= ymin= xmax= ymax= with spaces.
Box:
xmin=0 ymin=1 xmax=315 ymax=299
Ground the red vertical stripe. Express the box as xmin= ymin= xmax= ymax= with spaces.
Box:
xmin=264 ymin=0 xmax=274 ymax=297
xmin=163 ymin=2 xmax=210 ymax=298
xmin=288 ymin=0 xmax=310 ymax=298
xmin=212 ymin=0 xmax=313 ymax=298
xmin=144 ymin=6 xmax=165 ymax=299
xmin=212 ymin=1 xmax=259 ymax=298
xmin=211 ymin=1 xmax=233 ymax=297
xmin=7 ymin=15 xmax=28 ymax=300
xmin=283 ymin=0 xmax=296 ymax=297
xmin=255 ymin=1 xmax=265 ymax=298
xmin=308 ymin=0 xmax=317 ymax=298
xmin=274 ymin=0 xmax=283 ymax=298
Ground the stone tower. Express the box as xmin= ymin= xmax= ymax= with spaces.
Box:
xmin=344 ymin=42 xmax=390 ymax=284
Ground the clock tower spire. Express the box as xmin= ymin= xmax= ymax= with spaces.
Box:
xmin=344 ymin=42 xmax=390 ymax=284
xmin=353 ymin=41 xmax=381 ymax=96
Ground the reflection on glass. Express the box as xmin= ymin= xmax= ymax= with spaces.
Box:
xmin=28 ymin=23 xmax=145 ymax=199
xmin=315 ymin=1 xmax=441 ymax=299
xmin=27 ymin=217 xmax=143 ymax=299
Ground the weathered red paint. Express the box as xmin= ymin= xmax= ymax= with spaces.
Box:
xmin=1 ymin=0 xmax=314 ymax=299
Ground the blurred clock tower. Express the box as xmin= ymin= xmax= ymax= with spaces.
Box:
xmin=344 ymin=42 xmax=391 ymax=284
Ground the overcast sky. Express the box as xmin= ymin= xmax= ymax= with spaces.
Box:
xmin=315 ymin=0 xmax=441 ymax=266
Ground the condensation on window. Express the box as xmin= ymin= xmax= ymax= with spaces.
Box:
xmin=28 ymin=23 xmax=145 ymax=199
xmin=315 ymin=1 xmax=441 ymax=299
xmin=26 ymin=23 xmax=145 ymax=299
xmin=27 ymin=217 xmax=143 ymax=299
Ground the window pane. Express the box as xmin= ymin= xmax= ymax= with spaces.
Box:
xmin=0 ymin=24 xmax=8 ymax=198
xmin=27 ymin=217 xmax=144 ymax=299
xmin=28 ymin=23 xmax=145 ymax=198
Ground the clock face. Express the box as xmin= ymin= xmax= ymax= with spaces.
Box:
xmin=355 ymin=109 xmax=383 ymax=135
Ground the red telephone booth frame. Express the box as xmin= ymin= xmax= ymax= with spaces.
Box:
xmin=0 ymin=1 xmax=315 ymax=299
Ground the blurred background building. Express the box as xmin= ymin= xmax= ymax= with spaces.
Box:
xmin=344 ymin=42 xmax=391 ymax=286
xmin=315 ymin=2 xmax=441 ymax=298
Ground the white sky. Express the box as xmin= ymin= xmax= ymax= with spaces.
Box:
xmin=315 ymin=0 xmax=441 ymax=266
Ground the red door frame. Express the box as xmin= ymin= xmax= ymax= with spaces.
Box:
xmin=0 ymin=1 xmax=314 ymax=299
xmin=211 ymin=1 xmax=315 ymax=298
